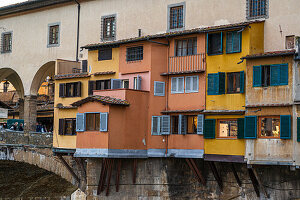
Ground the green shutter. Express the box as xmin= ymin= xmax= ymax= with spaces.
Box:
xmin=237 ymin=118 xmax=245 ymax=139
xmin=279 ymin=63 xmax=288 ymax=85
xmin=297 ymin=118 xmax=300 ymax=142
xmin=253 ymin=66 xmax=262 ymax=87
xmin=280 ymin=115 xmax=291 ymax=139
xmin=244 ymin=116 xmax=257 ymax=139
xmin=204 ymin=119 xmax=216 ymax=139
xmin=226 ymin=32 xmax=233 ymax=53
xmin=270 ymin=64 xmax=280 ymax=86
xmin=207 ymin=74 xmax=217 ymax=95
xmin=218 ymin=72 xmax=225 ymax=94
xmin=240 ymin=71 xmax=245 ymax=93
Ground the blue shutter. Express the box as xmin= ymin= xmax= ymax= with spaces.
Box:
xmin=207 ymin=74 xmax=215 ymax=95
xmin=160 ymin=115 xmax=170 ymax=135
xmin=151 ymin=116 xmax=160 ymax=135
xmin=253 ymin=66 xmax=262 ymax=87
xmin=280 ymin=115 xmax=291 ymax=139
xmin=237 ymin=118 xmax=245 ymax=139
xmin=226 ymin=32 xmax=233 ymax=53
xmin=154 ymin=81 xmax=165 ymax=96
xmin=76 ymin=113 xmax=85 ymax=132
xmin=204 ymin=119 xmax=215 ymax=139
xmin=240 ymin=71 xmax=245 ymax=93
xmin=270 ymin=64 xmax=280 ymax=86
xmin=100 ymin=112 xmax=108 ymax=132
xmin=179 ymin=115 xmax=187 ymax=135
xmin=197 ymin=114 xmax=204 ymax=135
xmin=244 ymin=116 xmax=257 ymax=139
xmin=218 ymin=72 xmax=225 ymax=94
xmin=219 ymin=32 xmax=223 ymax=54
xmin=279 ymin=63 xmax=288 ymax=85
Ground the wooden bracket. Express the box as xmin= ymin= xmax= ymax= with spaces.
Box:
xmin=116 ymin=159 xmax=122 ymax=192
xmin=97 ymin=158 xmax=108 ymax=195
xmin=106 ymin=159 xmax=114 ymax=196
xmin=57 ymin=155 xmax=80 ymax=184
xmin=132 ymin=159 xmax=137 ymax=184
xmin=252 ymin=167 xmax=269 ymax=198
xmin=185 ymin=158 xmax=206 ymax=185
xmin=231 ymin=163 xmax=242 ymax=187
xmin=208 ymin=161 xmax=223 ymax=190
xmin=248 ymin=168 xmax=260 ymax=197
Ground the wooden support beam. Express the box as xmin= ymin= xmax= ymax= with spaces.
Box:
xmin=106 ymin=159 xmax=114 ymax=196
xmin=252 ymin=167 xmax=269 ymax=198
xmin=185 ymin=158 xmax=206 ymax=185
xmin=57 ymin=155 xmax=80 ymax=184
xmin=190 ymin=158 xmax=206 ymax=186
xmin=132 ymin=159 xmax=137 ymax=184
xmin=116 ymin=159 xmax=122 ymax=192
xmin=74 ymin=157 xmax=87 ymax=183
xmin=97 ymin=158 xmax=107 ymax=195
xmin=231 ymin=163 xmax=241 ymax=187
xmin=247 ymin=168 xmax=260 ymax=197
xmin=208 ymin=161 xmax=223 ymax=190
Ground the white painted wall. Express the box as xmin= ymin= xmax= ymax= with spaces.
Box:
xmin=1 ymin=0 xmax=300 ymax=96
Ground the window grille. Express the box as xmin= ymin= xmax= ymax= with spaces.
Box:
xmin=126 ymin=46 xmax=143 ymax=62
xmin=170 ymin=6 xmax=184 ymax=29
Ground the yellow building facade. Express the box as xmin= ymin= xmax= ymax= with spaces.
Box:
xmin=204 ymin=21 xmax=264 ymax=161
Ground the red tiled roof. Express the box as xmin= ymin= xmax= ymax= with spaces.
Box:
xmin=243 ymin=50 xmax=295 ymax=59
xmin=54 ymin=73 xmax=90 ymax=80
xmin=71 ymin=96 xmax=129 ymax=107
xmin=161 ymin=69 xmax=205 ymax=76
xmin=246 ymin=103 xmax=292 ymax=108
xmin=82 ymin=20 xmax=264 ymax=49
xmin=93 ymin=71 xmax=116 ymax=76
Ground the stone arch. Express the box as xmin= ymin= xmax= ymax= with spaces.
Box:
xmin=0 ymin=68 xmax=24 ymax=99
xmin=30 ymin=61 xmax=55 ymax=96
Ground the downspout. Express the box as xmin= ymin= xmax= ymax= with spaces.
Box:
xmin=74 ymin=0 xmax=80 ymax=62
xmin=165 ymin=37 xmax=170 ymax=156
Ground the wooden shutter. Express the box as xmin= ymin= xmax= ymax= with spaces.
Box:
xmin=185 ymin=76 xmax=192 ymax=93
xmin=218 ymin=72 xmax=225 ymax=94
xmin=253 ymin=66 xmax=262 ymax=87
xmin=59 ymin=83 xmax=65 ymax=97
xmin=111 ymin=79 xmax=122 ymax=89
xmin=76 ymin=82 xmax=82 ymax=97
xmin=160 ymin=115 xmax=170 ymax=135
xmin=81 ymin=60 xmax=87 ymax=72
xmin=88 ymin=81 xmax=96 ymax=96
xmin=197 ymin=114 xmax=204 ymax=135
xmin=151 ymin=116 xmax=160 ymax=135
xmin=100 ymin=112 xmax=108 ymax=132
xmin=240 ymin=71 xmax=245 ymax=93
xmin=279 ymin=63 xmax=288 ymax=85
xmin=237 ymin=118 xmax=245 ymax=139
xmin=270 ymin=64 xmax=280 ymax=86
xmin=178 ymin=115 xmax=187 ymax=135
xmin=76 ymin=113 xmax=85 ymax=132
xmin=207 ymin=74 xmax=215 ymax=95
xmin=154 ymin=81 xmax=165 ymax=96
xmin=244 ymin=116 xmax=257 ymax=139
xmin=280 ymin=115 xmax=291 ymax=139
xmin=297 ymin=117 xmax=300 ymax=142
xmin=232 ymin=32 xmax=241 ymax=52
xmin=58 ymin=119 xmax=65 ymax=135
xmin=204 ymin=119 xmax=215 ymax=139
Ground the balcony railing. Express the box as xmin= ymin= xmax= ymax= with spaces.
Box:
xmin=168 ymin=53 xmax=206 ymax=74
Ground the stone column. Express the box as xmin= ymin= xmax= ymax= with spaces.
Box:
xmin=24 ymin=95 xmax=37 ymax=133
xmin=18 ymin=98 xmax=24 ymax=119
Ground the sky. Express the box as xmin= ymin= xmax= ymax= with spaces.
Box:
xmin=0 ymin=0 xmax=27 ymax=7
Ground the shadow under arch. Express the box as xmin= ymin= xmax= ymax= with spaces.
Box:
xmin=0 ymin=68 xmax=25 ymax=99
xmin=30 ymin=61 xmax=55 ymax=96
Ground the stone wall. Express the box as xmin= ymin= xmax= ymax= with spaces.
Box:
xmin=86 ymin=158 xmax=300 ymax=200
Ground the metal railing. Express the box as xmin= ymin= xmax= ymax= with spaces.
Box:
xmin=168 ymin=53 xmax=206 ymax=73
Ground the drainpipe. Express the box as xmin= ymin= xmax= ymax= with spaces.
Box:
xmin=74 ymin=0 xmax=80 ymax=62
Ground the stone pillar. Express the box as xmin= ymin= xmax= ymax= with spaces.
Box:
xmin=18 ymin=98 xmax=24 ymax=119
xmin=24 ymin=95 xmax=37 ymax=133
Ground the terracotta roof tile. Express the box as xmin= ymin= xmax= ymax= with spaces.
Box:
xmin=243 ymin=50 xmax=295 ymax=59
xmin=71 ymin=96 xmax=129 ymax=107
xmin=54 ymin=73 xmax=90 ymax=80
xmin=0 ymin=100 xmax=11 ymax=109
xmin=93 ymin=71 xmax=116 ymax=76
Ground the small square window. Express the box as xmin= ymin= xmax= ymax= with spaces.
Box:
xmin=48 ymin=23 xmax=60 ymax=47
xmin=1 ymin=32 xmax=12 ymax=53
xmin=259 ymin=117 xmax=280 ymax=138
xmin=86 ymin=113 xmax=100 ymax=131
xmin=207 ymin=33 xmax=223 ymax=55
xmin=168 ymin=2 xmax=185 ymax=31
xmin=247 ymin=0 xmax=268 ymax=19
xmin=227 ymin=72 xmax=241 ymax=93
xmin=98 ymin=48 xmax=112 ymax=61
xmin=171 ymin=77 xmax=184 ymax=94
xmin=218 ymin=120 xmax=238 ymax=138
xmin=101 ymin=15 xmax=116 ymax=41
xmin=226 ymin=31 xmax=241 ymax=53
xmin=126 ymin=46 xmax=143 ymax=62
xmin=122 ymin=79 xmax=129 ymax=89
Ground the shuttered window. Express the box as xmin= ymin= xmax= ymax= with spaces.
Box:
xmin=161 ymin=115 xmax=171 ymax=135
xmin=59 ymin=119 xmax=65 ymax=135
xmin=204 ymin=119 xmax=216 ymax=139
xmin=100 ymin=113 xmax=108 ymax=132
xmin=207 ymin=73 xmax=225 ymax=95
xmin=86 ymin=113 xmax=100 ymax=131
xmin=197 ymin=114 xmax=204 ymax=135
xmin=59 ymin=83 xmax=65 ymax=97
xmin=154 ymin=81 xmax=165 ymax=96
xmin=171 ymin=77 xmax=184 ymax=94
xmin=218 ymin=120 xmax=238 ymax=138
xmin=151 ymin=115 xmax=171 ymax=135
xmin=151 ymin=116 xmax=161 ymax=135
xmin=244 ymin=116 xmax=257 ymax=139
xmin=253 ymin=64 xmax=288 ymax=87
xmin=226 ymin=31 xmax=241 ymax=53
xmin=178 ymin=115 xmax=187 ymax=134
xmin=207 ymin=32 xmax=223 ymax=55
xmin=185 ymin=76 xmax=198 ymax=93
xmin=227 ymin=71 xmax=244 ymax=94
xmin=111 ymin=79 xmax=122 ymax=89
xmin=237 ymin=118 xmax=245 ymax=139
xmin=60 ymin=118 xmax=76 ymax=135
xmin=280 ymin=115 xmax=291 ymax=139
xmin=76 ymin=113 xmax=85 ymax=132
xmin=98 ymin=48 xmax=112 ymax=61
xmin=59 ymin=82 xmax=81 ymax=98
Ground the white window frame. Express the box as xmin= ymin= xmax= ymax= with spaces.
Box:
xmin=171 ymin=77 xmax=184 ymax=94
xmin=154 ymin=81 xmax=165 ymax=96
xmin=185 ymin=76 xmax=199 ymax=93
